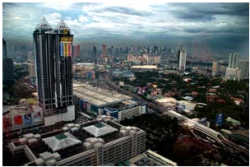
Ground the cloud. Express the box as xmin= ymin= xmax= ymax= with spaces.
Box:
xmin=2 ymin=2 xmax=249 ymax=57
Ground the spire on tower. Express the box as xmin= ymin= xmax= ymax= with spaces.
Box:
xmin=36 ymin=17 xmax=52 ymax=29
xmin=55 ymin=19 xmax=69 ymax=30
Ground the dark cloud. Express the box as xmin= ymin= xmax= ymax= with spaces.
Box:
xmin=169 ymin=3 xmax=249 ymax=21
xmin=100 ymin=7 xmax=152 ymax=17
xmin=174 ymin=11 xmax=215 ymax=21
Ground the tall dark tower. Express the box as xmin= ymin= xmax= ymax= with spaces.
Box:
xmin=93 ymin=46 xmax=97 ymax=63
xmin=3 ymin=38 xmax=14 ymax=82
xmin=3 ymin=38 xmax=7 ymax=59
xmin=33 ymin=17 xmax=75 ymax=125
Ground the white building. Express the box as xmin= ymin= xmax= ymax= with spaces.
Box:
xmin=225 ymin=68 xmax=241 ymax=81
xmin=29 ymin=63 xmax=36 ymax=77
xmin=177 ymin=46 xmax=186 ymax=71
xmin=228 ymin=53 xmax=239 ymax=69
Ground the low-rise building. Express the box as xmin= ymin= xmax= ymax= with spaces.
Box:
xmin=3 ymin=104 xmax=43 ymax=133
xmin=73 ymin=83 xmax=146 ymax=121
xmin=129 ymin=150 xmax=177 ymax=166
xmin=8 ymin=120 xmax=146 ymax=166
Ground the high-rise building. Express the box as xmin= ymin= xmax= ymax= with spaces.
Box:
xmin=228 ymin=53 xmax=239 ymax=69
xmin=93 ymin=46 xmax=97 ymax=63
xmin=3 ymin=38 xmax=14 ymax=82
xmin=102 ymin=44 xmax=107 ymax=56
xmin=3 ymin=38 xmax=7 ymax=59
xmin=33 ymin=17 xmax=75 ymax=125
xmin=177 ymin=46 xmax=187 ymax=71
xmin=3 ymin=58 xmax=14 ymax=82
xmin=239 ymin=60 xmax=249 ymax=79
xmin=225 ymin=68 xmax=241 ymax=81
xmin=28 ymin=51 xmax=36 ymax=78
xmin=73 ymin=44 xmax=80 ymax=57
xmin=212 ymin=62 xmax=219 ymax=76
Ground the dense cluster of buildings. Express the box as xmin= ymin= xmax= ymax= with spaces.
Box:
xmin=127 ymin=54 xmax=160 ymax=65
xmin=223 ymin=53 xmax=249 ymax=80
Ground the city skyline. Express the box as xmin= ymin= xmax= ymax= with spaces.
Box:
xmin=3 ymin=2 xmax=249 ymax=58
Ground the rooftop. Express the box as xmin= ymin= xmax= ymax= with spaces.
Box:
xmin=3 ymin=104 xmax=42 ymax=116
xmin=82 ymin=122 xmax=118 ymax=137
xmin=55 ymin=19 xmax=69 ymax=30
xmin=11 ymin=120 xmax=142 ymax=165
xmin=42 ymin=132 xmax=82 ymax=152
xmin=36 ymin=17 xmax=52 ymax=30
xmin=131 ymin=65 xmax=158 ymax=69
xmin=156 ymin=97 xmax=177 ymax=103
xmin=73 ymin=83 xmax=132 ymax=107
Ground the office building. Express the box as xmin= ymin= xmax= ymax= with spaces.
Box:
xmin=212 ymin=61 xmax=219 ymax=76
xmin=8 ymin=119 xmax=146 ymax=166
xmin=102 ymin=44 xmax=107 ymax=56
xmin=177 ymin=46 xmax=187 ymax=71
xmin=93 ymin=46 xmax=97 ymax=64
xmin=33 ymin=17 xmax=75 ymax=125
xmin=228 ymin=53 xmax=239 ymax=69
xmin=225 ymin=68 xmax=241 ymax=81
xmin=3 ymin=38 xmax=7 ymax=59
xmin=3 ymin=38 xmax=14 ymax=82
xmin=3 ymin=58 xmax=14 ymax=82
xmin=127 ymin=54 xmax=160 ymax=65
xmin=29 ymin=63 xmax=36 ymax=78
xmin=239 ymin=60 xmax=249 ymax=79
xmin=73 ymin=44 xmax=80 ymax=57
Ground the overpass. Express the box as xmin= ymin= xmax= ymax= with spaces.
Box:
xmin=103 ymin=77 xmax=249 ymax=155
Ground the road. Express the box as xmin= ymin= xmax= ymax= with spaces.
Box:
xmin=97 ymin=71 xmax=249 ymax=157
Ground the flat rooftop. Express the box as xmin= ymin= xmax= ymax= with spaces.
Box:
xmin=73 ymin=83 xmax=132 ymax=107
xmin=82 ymin=122 xmax=118 ymax=137
xmin=3 ymin=104 xmax=42 ymax=116
xmin=131 ymin=65 xmax=158 ymax=69
xmin=16 ymin=120 xmax=136 ymax=163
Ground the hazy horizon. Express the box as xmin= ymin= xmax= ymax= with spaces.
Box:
xmin=3 ymin=2 xmax=249 ymax=58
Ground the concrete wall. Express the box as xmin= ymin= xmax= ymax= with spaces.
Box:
xmin=44 ymin=105 xmax=75 ymax=126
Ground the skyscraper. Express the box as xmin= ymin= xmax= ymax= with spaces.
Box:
xmin=73 ymin=44 xmax=80 ymax=57
xmin=2 ymin=38 xmax=14 ymax=82
xmin=3 ymin=58 xmax=14 ymax=82
xmin=177 ymin=46 xmax=187 ymax=71
xmin=228 ymin=53 xmax=239 ymax=69
xmin=239 ymin=60 xmax=249 ymax=79
xmin=102 ymin=44 xmax=107 ymax=56
xmin=93 ymin=46 xmax=97 ymax=64
xmin=212 ymin=62 xmax=219 ymax=76
xmin=33 ymin=17 xmax=75 ymax=125
xmin=3 ymin=38 xmax=7 ymax=59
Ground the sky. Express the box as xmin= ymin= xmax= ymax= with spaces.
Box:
xmin=2 ymin=2 xmax=249 ymax=58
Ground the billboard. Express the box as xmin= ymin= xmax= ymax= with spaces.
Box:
xmin=60 ymin=37 xmax=73 ymax=57
xmin=33 ymin=111 xmax=42 ymax=123
xmin=24 ymin=113 xmax=32 ymax=126
xmin=14 ymin=115 xmax=23 ymax=126
xmin=216 ymin=113 xmax=223 ymax=126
